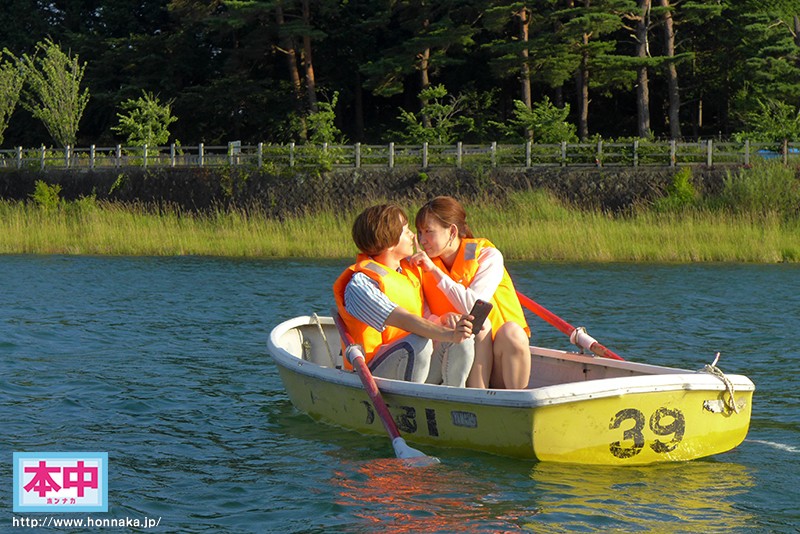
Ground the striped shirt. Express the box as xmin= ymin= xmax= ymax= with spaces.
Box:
xmin=343 ymin=272 xmax=397 ymax=331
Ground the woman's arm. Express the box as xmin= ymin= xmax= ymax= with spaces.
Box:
xmin=437 ymin=247 xmax=504 ymax=313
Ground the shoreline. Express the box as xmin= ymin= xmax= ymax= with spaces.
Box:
xmin=2 ymin=192 xmax=798 ymax=263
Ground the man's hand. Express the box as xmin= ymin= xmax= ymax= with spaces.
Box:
xmin=450 ymin=314 xmax=473 ymax=344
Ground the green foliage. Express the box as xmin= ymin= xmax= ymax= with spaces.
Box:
xmin=0 ymin=52 xmax=24 ymax=147
xmin=392 ymin=84 xmax=475 ymax=144
xmin=717 ymin=162 xmax=800 ymax=218
xmin=31 ymin=180 xmax=61 ymax=210
xmin=305 ymin=92 xmax=345 ymax=145
xmin=65 ymin=193 xmax=98 ymax=218
xmin=732 ymin=98 xmax=800 ymax=145
xmin=112 ymin=91 xmax=178 ymax=147
xmin=654 ymin=167 xmax=697 ymax=212
xmin=495 ymin=97 xmax=578 ymax=143
xmin=17 ymin=39 xmax=89 ymax=147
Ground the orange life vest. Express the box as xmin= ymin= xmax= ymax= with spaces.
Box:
xmin=422 ymin=238 xmax=530 ymax=338
xmin=333 ymin=256 xmax=425 ymax=368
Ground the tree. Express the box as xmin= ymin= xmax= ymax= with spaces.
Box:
xmin=111 ymin=91 xmax=178 ymax=146
xmin=295 ymin=91 xmax=344 ymax=144
xmin=732 ymin=98 xmax=800 ymax=144
xmin=392 ymin=84 xmax=474 ymax=143
xmin=554 ymin=0 xmax=637 ymax=139
xmin=496 ymin=96 xmax=578 ymax=143
xmin=0 ymin=53 xmax=25 ymax=146
xmin=631 ymin=0 xmax=652 ymax=138
xmin=483 ymin=2 xmax=537 ymax=111
xmin=361 ymin=1 xmax=477 ymax=126
xmin=17 ymin=38 xmax=90 ymax=147
xmin=658 ymin=0 xmax=681 ymax=139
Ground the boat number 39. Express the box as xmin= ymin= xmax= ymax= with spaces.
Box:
xmin=609 ymin=407 xmax=685 ymax=459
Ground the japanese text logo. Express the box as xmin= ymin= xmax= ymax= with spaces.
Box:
xmin=13 ymin=452 xmax=108 ymax=513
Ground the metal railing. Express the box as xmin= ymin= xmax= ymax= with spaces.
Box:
xmin=1 ymin=139 xmax=798 ymax=171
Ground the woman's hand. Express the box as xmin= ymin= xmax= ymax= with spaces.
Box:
xmin=439 ymin=312 xmax=461 ymax=329
xmin=410 ymin=234 xmax=436 ymax=272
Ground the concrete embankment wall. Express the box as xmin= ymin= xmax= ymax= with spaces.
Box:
xmin=0 ymin=166 xmax=734 ymax=216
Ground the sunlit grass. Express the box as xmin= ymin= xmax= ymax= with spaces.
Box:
xmin=1 ymin=189 xmax=798 ymax=262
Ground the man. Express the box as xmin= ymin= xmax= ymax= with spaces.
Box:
xmin=333 ymin=203 xmax=474 ymax=384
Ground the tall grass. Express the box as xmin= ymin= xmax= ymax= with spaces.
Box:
xmin=469 ymin=190 xmax=799 ymax=262
xmin=2 ymin=163 xmax=798 ymax=262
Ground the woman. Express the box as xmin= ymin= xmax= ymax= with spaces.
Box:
xmin=411 ymin=196 xmax=531 ymax=389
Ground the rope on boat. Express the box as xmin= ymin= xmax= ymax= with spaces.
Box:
xmin=703 ymin=352 xmax=739 ymax=414
xmin=311 ymin=313 xmax=337 ymax=367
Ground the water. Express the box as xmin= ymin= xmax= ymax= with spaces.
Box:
xmin=1 ymin=256 xmax=798 ymax=533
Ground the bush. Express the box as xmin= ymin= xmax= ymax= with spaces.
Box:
xmin=717 ymin=162 xmax=800 ymax=217
xmin=31 ymin=180 xmax=61 ymax=210
xmin=653 ymin=167 xmax=696 ymax=212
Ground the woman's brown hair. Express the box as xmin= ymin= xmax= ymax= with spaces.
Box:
xmin=415 ymin=196 xmax=474 ymax=238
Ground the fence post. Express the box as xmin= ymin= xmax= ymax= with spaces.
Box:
xmin=289 ymin=142 xmax=295 ymax=167
xmin=65 ymin=145 xmax=71 ymax=168
xmin=633 ymin=140 xmax=639 ymax=168
xmin=706 ymin=139 xmax=713 ymax=167
xmin=198 ymin=143 xmax=204 ymax=167
xmin=457 ymin=141 xmax=463 ymax=168
xmin=258 ymin=142 xmax=263 ymax=167
xmin=561 ymin=141 xmax=567 ymax=167
xmin=526 ymin=140 xmax=531 ymax=168
xmin=595 ymin=140 xmax=602 ymax=167
xmin=744 ymin=139 xmax=750 ymax=166
xmin=670 ymin=139 xmax=676 ymax=167
xmin=90 ymin=144 xmax=95 ymax=169
xmin=783 ymin=138 xmax=789 ymax=166
xmin=40 ymin=145 xmax=46 ymax=170
xmin=16 ymin=146 xmax=22 ymax=169
xmin=422 ymin=142 xmax=428 ymax=169
xmin=491 ymin=141 xmax=497 ymax=167
xmin=170 ymin=144 xmax=176 ymax=167
xmin=389 ymin=142 xmax=394 ymax=169
xmin=355 ymin=142 xmax=361 ymax=168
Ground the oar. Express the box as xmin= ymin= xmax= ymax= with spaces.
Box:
xmin=516 ymin=291 xmax=624 ymax=361
xmin=331 ymin=311 xmax=437 ymax=463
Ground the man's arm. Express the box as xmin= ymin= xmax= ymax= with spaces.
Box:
xmin=386 ymin=306 xmax=473 ymax=344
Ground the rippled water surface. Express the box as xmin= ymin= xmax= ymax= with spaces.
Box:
xmin=1 ymin=256 xmax=798 ymax=532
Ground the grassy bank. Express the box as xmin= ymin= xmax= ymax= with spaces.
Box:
xmin=1 ymin=188 xmax=798 ymax=262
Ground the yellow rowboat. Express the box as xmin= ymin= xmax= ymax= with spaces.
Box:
xmin=267 ymin=315 xmax=754 ymax=465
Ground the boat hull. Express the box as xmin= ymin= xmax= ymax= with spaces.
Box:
xmin=269 ymin=316 xmax=754 ymax=465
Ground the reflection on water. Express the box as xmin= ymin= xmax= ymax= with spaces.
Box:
xmin=524 ymin=460 xmax=755 ymax=533
xmin=331 ymin=458 xmax=533 ymax=533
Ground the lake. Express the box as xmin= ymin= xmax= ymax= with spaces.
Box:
xmin=1 ymin=256 xmax=798 ymax=533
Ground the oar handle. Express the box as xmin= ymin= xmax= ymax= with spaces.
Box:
xmin=331 ymin=311 xmax=432 ymax=460
xmin=516 ymin=291 xmax=624 ymax=361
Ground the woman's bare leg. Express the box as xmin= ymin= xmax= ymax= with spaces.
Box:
xmin=490 ymin=322 xmax=531 ymax=389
